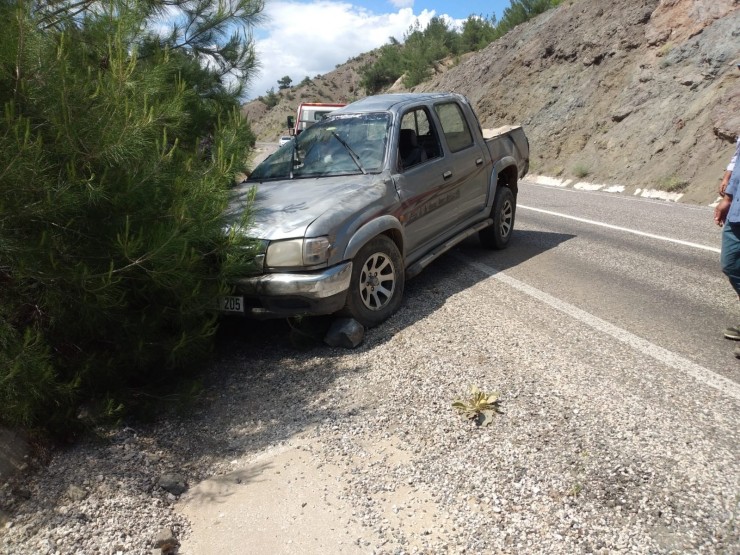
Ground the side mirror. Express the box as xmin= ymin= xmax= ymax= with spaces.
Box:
xmin=287 ymin=116 xmax=294 ymax=130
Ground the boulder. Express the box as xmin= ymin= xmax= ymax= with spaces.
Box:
xmin=324 ymin=318 xmax=365 ymax=349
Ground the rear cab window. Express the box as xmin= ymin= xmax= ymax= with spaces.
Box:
xmin=434 ymin=102 xmax=474 ymax=153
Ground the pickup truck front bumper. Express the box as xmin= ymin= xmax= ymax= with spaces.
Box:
xmin=232 ymin=261 xmax=353 ymax=318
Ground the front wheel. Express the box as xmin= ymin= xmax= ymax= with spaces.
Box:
xmin=479 ymin=186 xmax=516 ymax=250
xmin=341 ymin=235 xmax=404 ymax=327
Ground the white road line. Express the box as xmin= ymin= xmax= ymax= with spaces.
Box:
xmin=518 ymin=204 xmax=721 ymax=254
xmin=456 ymin=253 xmax=740 ymax=401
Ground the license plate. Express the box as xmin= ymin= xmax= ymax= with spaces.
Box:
xmin=216 ymin=296 xmax=244 ymax=313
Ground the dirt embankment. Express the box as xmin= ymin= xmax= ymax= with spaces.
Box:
xmin=243 ymin=0 xmax=740 ymax=203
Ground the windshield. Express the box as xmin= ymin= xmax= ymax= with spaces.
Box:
xmin=249 ymin=113 xmax=390 ymax=181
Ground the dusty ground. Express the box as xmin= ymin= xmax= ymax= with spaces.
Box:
xmin=178 ymin=437 xmax=375 ymax=554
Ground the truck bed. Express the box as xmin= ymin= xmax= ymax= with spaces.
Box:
xmin=483 ymin=125 xmax=529 ymax=179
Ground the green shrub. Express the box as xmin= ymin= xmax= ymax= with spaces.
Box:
xmin=573 ymin=164 xmax=591 ymax=179
xmin=495 ymin=0 xmax=563 ymax=39
xmin=658 ymin=175 xmax=689 ymax=192
xmin=263 ymin=87 xmax=280 ymax=108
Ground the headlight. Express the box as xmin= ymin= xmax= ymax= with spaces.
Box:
xmin=266 ymin=237 xmax=330 ymax=267
xmin=303 ymin=237 xmax=331 ymax=265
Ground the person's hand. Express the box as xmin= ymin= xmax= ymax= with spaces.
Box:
xmin=720 ymin=171 xmax=732 ymax=196
xmin=715 ymin=196 xmax=732 ymax=226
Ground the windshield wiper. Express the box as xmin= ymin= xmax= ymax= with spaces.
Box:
xmin=330 ymin=131 xmax=366 ymax=175
xmin=289 ymin=139 xmax=297 ymax=179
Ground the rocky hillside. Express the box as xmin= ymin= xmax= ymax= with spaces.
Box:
xmin=242 ymin=0 xmax=740 ymax=203
xmin=241 ymin=53 xmax=373 ymax=143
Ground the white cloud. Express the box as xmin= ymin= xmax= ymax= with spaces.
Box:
xmin=389 ymin=0 xmax=414 ymax=8
xmin=245 ymin=1 xmax=441 ymax=99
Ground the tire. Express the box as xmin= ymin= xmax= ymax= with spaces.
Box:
xmin=479 ymin=186 xmax=516 ymax=250
xmin=342 ymin=235 xmax=404 ymax=327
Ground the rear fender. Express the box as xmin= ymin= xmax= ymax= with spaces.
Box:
xmin=488 ymin=157 xmax=519 ymax=205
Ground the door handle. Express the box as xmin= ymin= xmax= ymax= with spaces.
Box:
xmin=443 ymin=171 xmax=452 ymax=179
xmin=476 ymin=158 xmax=484 ymax=166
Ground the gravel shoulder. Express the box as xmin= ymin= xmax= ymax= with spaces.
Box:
xmin=1 ymin=241 xmax=739 ymax=554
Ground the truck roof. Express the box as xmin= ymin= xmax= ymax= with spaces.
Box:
xmin=297 ymin=102 xmax=346 ymax=108
xmin=333 ymin=92 xmax=465 ymax=115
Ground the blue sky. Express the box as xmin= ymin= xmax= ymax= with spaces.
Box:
xmin=247 ymin=0 xmax=513 ymax=99
xmin=352 ymin=0 xmax=511 ymax=21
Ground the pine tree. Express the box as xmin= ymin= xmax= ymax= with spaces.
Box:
xmin=0 ymin=0 xmax=262 ymax=434
xmin=460 ymin=15 xmax=497 ymax=52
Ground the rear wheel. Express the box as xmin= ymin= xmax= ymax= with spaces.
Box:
xmin=479 ymin=186 xmax=516 ymax=249
xmin=342 ymin=235 xmax=404 ymax=327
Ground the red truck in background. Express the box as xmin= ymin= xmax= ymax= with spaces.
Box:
xmin=287 ymin=102 xmax=346 ymax=136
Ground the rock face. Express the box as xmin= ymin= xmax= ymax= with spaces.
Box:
xmin=416 ymin=0 xmax=739 ymax=203
xmin=244 ymin=0 xmax=740 ymax=203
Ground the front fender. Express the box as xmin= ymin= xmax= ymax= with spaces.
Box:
xmin=343 ymin=215 xmax=404 ymax=261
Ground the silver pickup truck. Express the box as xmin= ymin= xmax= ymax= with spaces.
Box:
xmin=223 ymin=92 xmax=529 ymax=327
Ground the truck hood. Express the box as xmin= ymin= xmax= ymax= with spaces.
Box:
xmin=226 ymin=174 xmax=387 ymax=240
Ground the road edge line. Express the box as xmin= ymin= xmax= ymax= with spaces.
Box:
xmin=457 ymin=253 xmax=740 ymax=401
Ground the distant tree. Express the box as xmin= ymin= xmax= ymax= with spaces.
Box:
xmin=263 ymin=87 xmax=280 ymax=108
xmin=402 ymin=17 xmax=458 ymax=88
xmin=494 ymin=0 xmax=561 ymax=38
xmin=277 ymin=75 xmax=293 ymax=89
xmin=299 ymin=76 xmax=312 ymax=87
xmin=361 ymin=42 xmax=404 ymax=94
xmin=460 ymin=15 xmax=497 ymax=52
xmin=359 ymin=1 xmax=561 ymax=94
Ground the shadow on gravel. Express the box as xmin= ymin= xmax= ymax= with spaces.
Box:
xmin=143 ymin=315 xmax=376 ymax=493
xmin=118 ymin=229 xmax=576 ymax=504
xmin=374 ymin=229 xmax=577 ymax=341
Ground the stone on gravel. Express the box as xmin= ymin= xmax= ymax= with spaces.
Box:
xmin=324 ymin=318 xmax=365 ymax=348
xmin=153 ymin=526 xmax=178 ymax=553
xmin=157 ymin=473 xmax=187 ymax=496
xmin=65 ymin=484 xmax=87 ymax=502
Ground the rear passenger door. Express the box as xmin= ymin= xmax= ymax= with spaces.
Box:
xmin=432 ymin=101 xmax=489 ymax=224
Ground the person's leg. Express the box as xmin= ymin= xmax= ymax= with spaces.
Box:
xmin=721 ymin=223 xmax=740 ymax=295
xmin=721 ymin=223 xmax=740 ymax=343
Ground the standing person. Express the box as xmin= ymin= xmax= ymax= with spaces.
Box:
xmin=714 ymin=135 xmax=740 ymax=358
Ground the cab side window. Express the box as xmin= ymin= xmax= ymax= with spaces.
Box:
xmin=399 ymin=108 xmax=442 ymax=170
xmin=434 ymin=102 xmax=473 ymax=153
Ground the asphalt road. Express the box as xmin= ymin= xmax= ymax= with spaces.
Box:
xmin=453 ymin=180 xmax=739 ymax=380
